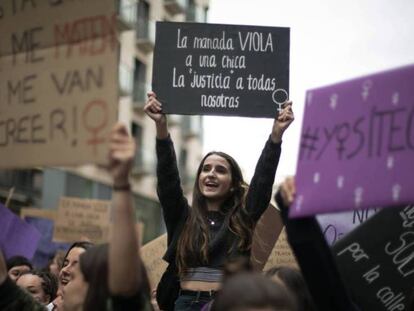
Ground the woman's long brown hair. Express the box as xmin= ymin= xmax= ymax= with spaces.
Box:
xmin=176 ymin=151 xmax=254 ymax=275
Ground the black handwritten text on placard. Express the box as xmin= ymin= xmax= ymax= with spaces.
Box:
xmin=0 ymin=0 xmax=118 ymax=168
xmin=300 ymin=105 xmax=414 ymax=162
xmin=333 ymin=205 xmax=414 ymax=311
xmin=152 ymin=22 xmax=290 ymax=118
xmin=319 ymin=207 xmax=379 ymax=245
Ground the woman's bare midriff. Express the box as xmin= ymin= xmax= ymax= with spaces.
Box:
xmin=180 ymin=280 xmax=221 ymax=292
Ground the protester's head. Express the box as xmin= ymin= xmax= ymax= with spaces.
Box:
xmin=176 ymin=151 xmax=253 ymax=274
xmin=63 ymin=244 xmax=107 ymax=310
xmin=16 ymin=270 xmax=58 ymax=305
xmin=211 ymin=272 xmax=297 ymax=311
xmin=63 ymin=244 xmax=151 ymax=311
xmin=60 ymin=241 xmax=94 ymax=287
xmin=6 ymin=255 xmax=33 ymax=282
xmin=195 ymin=151 xmax=245 ymax=206
xmin=266 ymin=266 xmax=316 ymax=311
xmin=48 ymin=249 xmax=66 ymax=278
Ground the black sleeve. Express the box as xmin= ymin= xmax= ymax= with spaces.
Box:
xmin=275 ymin=191 xmax=360 ymax=311
xmin=110 ymin=292 xmax=153 ymax=311
xmin=245 ymin=136 xmax=281 ymax=222
xmin=156 ymin=136 xmax=189 ymax=240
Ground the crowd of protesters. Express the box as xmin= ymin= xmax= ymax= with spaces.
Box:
xmin=0 ymin=95 xmax=413 ymax=311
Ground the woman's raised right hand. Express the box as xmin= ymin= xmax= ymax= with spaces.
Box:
xmin=279 ymin=176 xmax=296 ymax=207
xmin=144 ymin=91 xmax=167 ymax=124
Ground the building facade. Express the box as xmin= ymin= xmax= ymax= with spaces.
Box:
xmin=0 ymin=0 xmax=209 ymax=244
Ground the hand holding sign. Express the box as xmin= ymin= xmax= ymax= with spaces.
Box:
xmin=144 ymin=92 xmax=166 ymax=124
xmin=107 ymin=123 xmax=141 ymax=296
xmin=107 ymin=123 xmax=136 ymax=187
xmin=278 ymin=176 xmax=296 ymax=206
xmin=144 ymin=92 xmax=169 ymax=140
xmin=271 ymin=101 xmax=294 ymax=143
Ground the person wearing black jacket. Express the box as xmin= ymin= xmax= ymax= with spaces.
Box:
xmin=275 ymin=177 xmax=360 ymax=311
xmin=0 ymin=250 xmax=47 ymax=311
xmin=145 ymin=91 xmax=294 ymax=311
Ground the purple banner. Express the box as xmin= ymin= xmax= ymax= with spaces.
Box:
xmin=291 ymin=64 xmax=414 ymax=217
xmin=0 ymin=203 xmax=41 ymax=260
xmin=25 ymin=217 xmax=70 ymax=268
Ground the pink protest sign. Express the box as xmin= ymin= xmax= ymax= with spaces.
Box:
xmin=291 ymin=64 xmax=414 ymax=217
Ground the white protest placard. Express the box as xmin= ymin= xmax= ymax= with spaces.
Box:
xmin=0 ymin=0 xmax=118 ymax=168
xmin=263 ymin=228 xmax=298 ymax=270
xmin=53 ymin=197 xmax=111 ymax=243
xmin=20 ymin=207 xmax=57 ymax=221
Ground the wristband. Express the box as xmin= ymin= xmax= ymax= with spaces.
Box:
xmin=113 ymin=183 xmax=131 ymax=192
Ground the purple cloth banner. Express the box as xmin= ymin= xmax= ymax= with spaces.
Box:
xmin=0 ymin=203 xmax=41 ymax=260
xmin=25 ymin=217 xmax=69 ymax=268
xmin=291 ymin=64 xmax=414 ymax=217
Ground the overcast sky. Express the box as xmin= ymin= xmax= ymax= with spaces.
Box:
xmin=203 ymin=0 xmax=414 ymax=183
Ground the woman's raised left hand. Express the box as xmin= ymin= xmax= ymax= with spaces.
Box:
xmin=271 ymin=100 xmax=294 ymax=143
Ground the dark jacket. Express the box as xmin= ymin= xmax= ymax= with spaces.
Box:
xmin=275 ymin=191 xmax=360 ymax=311
xmin=0 ymin=277 xmax=47 ymax=311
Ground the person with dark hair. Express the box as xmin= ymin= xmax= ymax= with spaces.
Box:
xmin=6 ymin=255 xmax=33 ymax=282
xmin=16 ymin=269 xmax=58 ymax=305
xmin=275 ymin=177 xmax=360 ymax=311
xmin=60 ymin=241 xmax=95 ymax=287
xmin=61 ymin=123 xmax=152 ymax=311
xmin=63 ymin=244 xmax=152 ymax=310
xmin=266 ymin=266 xmax=316 ymax=311
xmin=52 ymin=240 xmax=95 ymax=309
xmin=211 ymin=272 xmax=297 ymax=311
xmin=145 ymin=92 xmax=294 ymax=310
xmin=48 ymin=250 xmax=66 ymax=279
xmin=0 ymin=249 xmax=46 ymax=310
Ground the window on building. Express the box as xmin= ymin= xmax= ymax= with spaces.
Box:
xmin=96 ymin=182 xmax=112 ymax=200
xmin=119 ymin=63 xmax=133 ymax=96
xmin=203 ymin=5 xmax=209 ymax=22
xmin=137 ymin=0 xmax=150 ymax=39
xmin=0 ymin=169 xmax=42 ymax=208
xmin=186 ymin=0 xmax=196 ymax=21
xmin=131 ymin=122 xmax=144 ymax=170
xmin=134 ymin=194 xmax=162 ymax=243
xmin=66 ymin=174 xmax=93 ymax=198
xmin=179 ymin=148 xmax=188 ymax=185
xmin=133 ymin=58 xmax=147 ymax=103
xmin=181 ymin=115 xmax=202 ymax=139
xmin=117 ymin=0 xmax=137 ymax=28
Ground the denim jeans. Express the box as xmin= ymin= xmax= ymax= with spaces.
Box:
xmin=174 ymin=293 xmax=212 ymax=311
